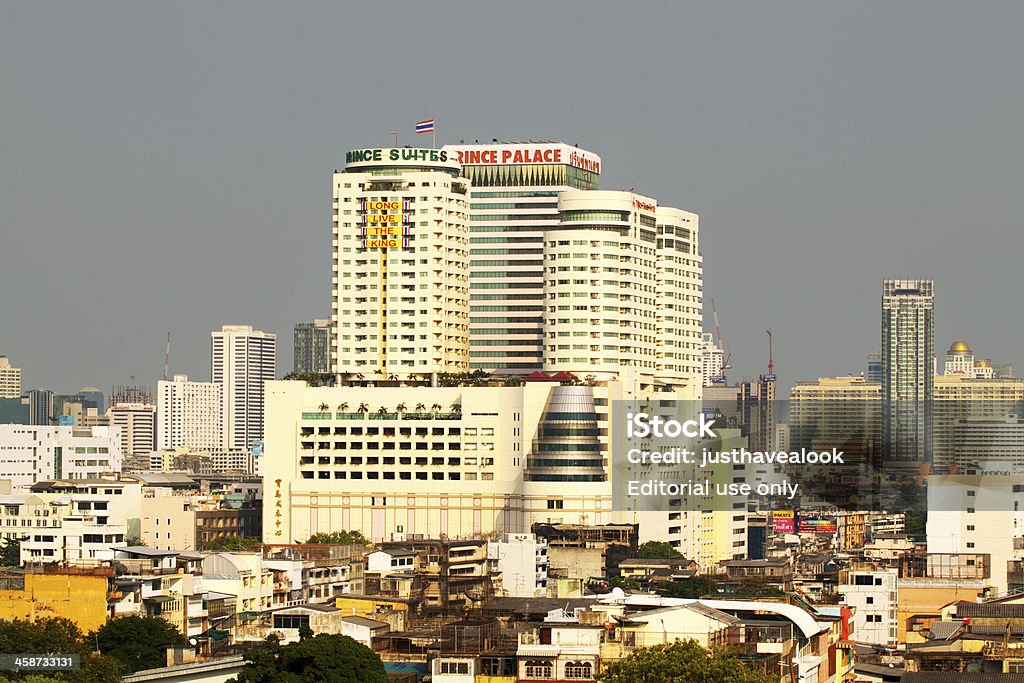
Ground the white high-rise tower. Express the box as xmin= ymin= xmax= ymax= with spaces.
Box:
xmin=881 ymin=279 xmax=934 ymax=463
xmin=212 ymin=325 xmax=276 ymax=449
xmin=157 ymin=374 xmax=223 ymax=451
xmin=331 ymin=148 xmax=470 ymax=380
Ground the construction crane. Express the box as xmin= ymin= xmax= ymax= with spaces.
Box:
xmin=766 ymin=329 xmax=775 ymax=379
xmin=710 ymin=299 xmax=732 ymax=370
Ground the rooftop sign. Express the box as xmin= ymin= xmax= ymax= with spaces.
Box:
xmin=444 ymin=143 xmax=601 ymax=175
xmin=344 ymin=148 xmax=460 ymax=172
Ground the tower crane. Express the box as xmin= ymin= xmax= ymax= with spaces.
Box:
xmin=710 ymin=299 xmax=732 ymax=371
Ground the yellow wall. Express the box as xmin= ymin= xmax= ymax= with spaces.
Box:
xmin=897 ymin=583 xmax=986 ymax=643
xmin=335 ymin=595 xmax=409 ymax=616
xmin=0 ymin=573 xmax=108 ymax=632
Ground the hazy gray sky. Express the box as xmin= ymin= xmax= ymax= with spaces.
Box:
xmin=3 ymin=2 xmax=1022 ymax=394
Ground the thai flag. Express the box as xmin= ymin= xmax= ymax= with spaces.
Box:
xmin=415 ymin=119 xmax=435 ymax=134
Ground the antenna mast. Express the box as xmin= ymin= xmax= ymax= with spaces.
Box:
xmin=163 ymin=332 xmax=171 ymax=381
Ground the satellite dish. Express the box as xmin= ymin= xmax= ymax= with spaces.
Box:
xmin=610 ymin=587 xmax=626 ymax=599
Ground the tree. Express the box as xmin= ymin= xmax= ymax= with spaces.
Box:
xmin=0 ymin=619 xmax=123 ymax=683
xmin=0 ymin=618 xmax=86 ymax=659
xmin=282 ymin=372 xmax=336 ymax=387
xmin=637 ymin=541 xmax=683 ymax=560
xmin=0 ymin=538 xmax=20 ymax=567
xmin=904 ymin=510 xmax=926 ymax=539
xmin=596 ymin=640 xmax=774 ymax=683
xmin=206 ymin=535 xmax=263 ymax=552
xmin=657 ymin=576 xmax=720 ymax=599
xmin=733 ymin=576 xmax=784 ymax=597
xmin=66 ymin=654 xmax=125 ymax=683
xmin=94 ymin=616 xmax=187 ymax=673
xmin=230 ymin=634 xmax=387 ymax=683
xmin=305 ymin=531 xmax=370 ymax=546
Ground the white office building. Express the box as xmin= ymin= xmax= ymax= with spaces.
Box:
xmin=157 ymin=374 xmax=223 ymax=451
xmin=109 ymin=403 xmax=156 ymax=459
xmin=0 ymin=425 xmax=122 ymax=487
xmin=700 ymin=333 xmax=724 ymax=386
xmin=212 ymin=325 xmax=277 ymax=450
xmin=487 ymin=533 xmax=549 ymax=598
xmin=332 ymin=148 xmax=470 ymax=380
xmin=838 ymin=567 xmax=899 ymax=646
xmin=0 ymin=356 xmax=21 ymax=399
xmin=927 ymin=471 xmax=1024 ymax=594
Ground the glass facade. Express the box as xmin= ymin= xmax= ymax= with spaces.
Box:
xmin=461 ymin=164 xmax=598 ymax=190
xmin=458 ymin=147 xmax=601 ymax=375
xmin=525 ymin=386 xmax=605 ymax=482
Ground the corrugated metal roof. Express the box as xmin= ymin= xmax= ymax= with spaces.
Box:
xmin=927 ymin=620 xmax=964 ymax=640
xmin=341 ymin=615 xmax=389 ymax=629
xmin=957 ymin=601 xmax=1024 ymax=619
xmin=901 ymin=674 xmax=1024 ymax=683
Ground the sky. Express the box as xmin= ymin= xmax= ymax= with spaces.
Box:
xmin=2 ymin=2 xmax=1023 ymax=395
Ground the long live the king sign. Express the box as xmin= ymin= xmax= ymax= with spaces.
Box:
xmin=361 ymin=200 xmax=411 ymax=248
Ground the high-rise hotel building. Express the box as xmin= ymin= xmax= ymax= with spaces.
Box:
xmin=444 ymin=143 xmax=601 ymax=376
xmin=542 ymin=191 xmax=701 ymax=391
xmin=444 ymin=143 xmax=702 ymax=393
xmin=332 ymin=148 xmax=470 ymax=379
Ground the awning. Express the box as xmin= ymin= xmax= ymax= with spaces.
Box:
xmin=145 ymin=595 xmax=175 ymax=603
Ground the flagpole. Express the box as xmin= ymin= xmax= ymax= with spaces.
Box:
xmin=432 ymin=127 xmax=436 ymax=149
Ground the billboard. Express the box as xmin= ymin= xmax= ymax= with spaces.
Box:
xmin=772 ymin=510 xmax=795 ymax=534
xmin=799 ymin=517 xmax=838 ymax=534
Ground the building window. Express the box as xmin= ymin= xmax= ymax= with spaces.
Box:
xmin=273 ymin=614 xmax=310 ymax=630
xmin=525 ymin=660 xmax=553 ymax=679
xmin=437 ymin=661 xmax=470 ymax=675
xmin=565 ymin=661 xmax=593 ymax=679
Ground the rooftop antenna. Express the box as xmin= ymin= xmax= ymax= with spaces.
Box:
xmin=766 ymin=329 xmax=774 ymax=377
xmin=163 ymin=332 xmax=171 ymax=381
